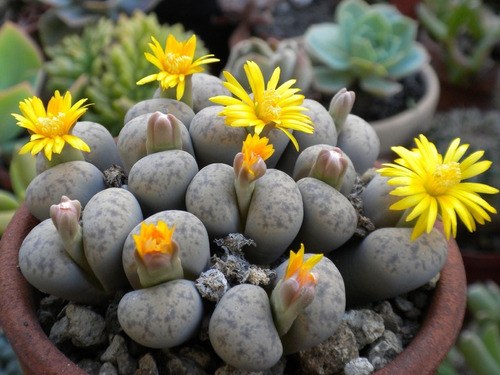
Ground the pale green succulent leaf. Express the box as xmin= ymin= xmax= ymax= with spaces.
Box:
xmin=335 ymin=0 xmax=369 ymax=24
xmin=350 ymin=56 xmax=387 ymax=78
xmin=0 ymin=21 xmax=43 ymax=91
xmin=0 ymin=83 xmax=33 ymax=143
xmin=360 ymin=9 xmax=391 ymax=36
xmin=305 ymin=23 xmax=349 ymax=70
xmin=360 ymin=76 xmax=402 ymax=97
xmin=387 ymin=44 xmax=429 ymax=79
xmin=350 ymin=35 xmax=377 ymax=64
xmin=312 ymin=66 xmax=354 ymax=95
xmin=9 ymin=145 xmax=37 ymax=201
xmin=0 ymin=190 xmax=20 ymax=211
xmin=392 ymin=19 xmax=417 ymax=52
xmin=0 ymin=209 xmax=18 ymax=235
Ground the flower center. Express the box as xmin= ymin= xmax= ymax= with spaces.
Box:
xmin=427 ymin=162 xmax=462 ymax=195
xmin=37 ymin=113 xmax=66 ymax=136
xmin=258 ymin=90 xmax=282 ymax=123
xmin=164 ymin=53 xmax=192 ymax=74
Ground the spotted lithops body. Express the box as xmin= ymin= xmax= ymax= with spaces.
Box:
xmin=273 ymin=255 xmax=346 ymax=354
xmin=123 ymin=98 xmax=195 ymax=128
xmin=19 ymin=219 xmax=109 ymax=304
xmin=337 ymin=114 xmax=380 ymax=174
xmin=127 ymin=149 xmax=198 ymax=215
xmin=73 ymin=121 xmax=123 ymax=171
xmin=185 ymin=163 xmax=240 ymax=238
xmin=122 ymin=210 xmax=211 ymax=289
xmin=82 ymin=188 xmax=143 ymax=292
xmin=25 ymin=161 xmax=106 ymax=221
xmin=209 ymin=284 xmax=283 ymax=371
xmin=118 ymin=279 xmax=203 ymax=348
xmin=331 ymin=227 xmax=448 ymax=306
xmin=117 ymin=112 xmax=194 ymax=173
xmin=296 ymin=177 xmax=358 ymax=254
xmin=191 ymin=73 xmax=231 ymax=113
xmin=244 ymin=169 xmax=304 ymax=264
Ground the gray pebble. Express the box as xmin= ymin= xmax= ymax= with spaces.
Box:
xmin=344 ymin=357 xmax=374 ymax=375
xmin=343 ymin=309 xmax=385 ymax=350
xmin=66 ymin=304 xmax=107 ymax=347
xmin=99 ymin=362 xmax=118 ymax=375
xmin=367 ymin=331 xmax=403 ymax=371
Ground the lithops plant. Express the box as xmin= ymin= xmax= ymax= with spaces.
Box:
xmin=11 ymin=33 xmax=499 ymax=374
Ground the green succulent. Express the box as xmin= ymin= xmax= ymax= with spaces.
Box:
xmin=44 ymin=11 xmax=209 ymax=136
xmin=416 ymin=0 xmax=500 ymax=85
xmin=0 ymin=21 xmax=43 ymax=157
xmin=304 ymin=0 xmax=428 ymax=97
xmin=36 ymin=0 xmax=163 ymax=47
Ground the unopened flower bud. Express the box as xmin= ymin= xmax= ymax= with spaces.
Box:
xmin=50 ymin=196 xmax=92 ymax=275
xmin=146 ymin=111 xmax=183 ymax=154
xmin=309 ymin=147 xmax=349 ymax=190
xmin=329 ymin=88 xmax=355 ymax=132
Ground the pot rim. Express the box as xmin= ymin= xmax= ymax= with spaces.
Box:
xmin=0 ymin=204 xmax=466 ymax=375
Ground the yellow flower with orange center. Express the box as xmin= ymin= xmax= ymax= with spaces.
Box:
xmin=378 ymin=134 xmax=499 ymax=240
xmin=285 ymin=243 xmax=323 ymax=288
xmin=137 ymin=34 xmax=219 ymax=100
xmin=12 ymin=91 xmax=90 ymax=161
xmin=210 ymin=61 xmax=314 ymax=151
xmin=133 ymin=221 xmax=177 ymax=263
xmin=241 ymin=133 xmax=274 ymax=176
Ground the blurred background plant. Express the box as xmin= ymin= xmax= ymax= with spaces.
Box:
xmin=34 ymin=0 xmax=162 ymax=47
xmin=221 ymin=36 xmax=313 ymax=92
xmin=44 ymin=11 xmax=209 ymax=136
xmin=438 ymin=281 xmax=500 ymax=375
xmin=0 ymin=147 xmax=36 ymax=236
xmin=0 ymin=20 xmax=43 ymax=175
xmin=304 ymin=0 xmax=428 ymax=98
xmin=416 ymin=0 xmax=500 ymax=86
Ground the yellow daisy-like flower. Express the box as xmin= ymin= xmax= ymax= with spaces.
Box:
xmin=133 ymin=221 xmax=177 ymax=263
xmin=210 ymin=60 xmax=314 ymax=151
xmin=241 ymin=133 xmax=274 ymax=174
xmin=12 ymin=91 xmax=90 ymax=161
xmin=378 ymin=134 xmax=499 ymax=241
xmin=136 ymin=34 xmax=219 ymax=100
xmin=285 ymin=244 xmax=323 ymax=287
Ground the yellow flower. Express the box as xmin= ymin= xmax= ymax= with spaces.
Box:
xmin=12 ymin=91 xmax=90 ymax=161
xmin=133 ymin=221 xmax=177 ymax=263
xmin=210 ymin=60 xmax=314 ymax=151
xmin=136 ymin=34 xmax=219 ymax=100
xmin=378 ymin=134 xmax=499 ymax=241
xmin=241 ymin=133 xmax=274 ymax=175
xmin=285 ymin=244 xmax=323 ymax=287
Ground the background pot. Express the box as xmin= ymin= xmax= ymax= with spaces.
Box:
xmin=0 ymin=204 xmax=466 ymax=375
xmin=371 ymin=63 xmax=440 ymax=158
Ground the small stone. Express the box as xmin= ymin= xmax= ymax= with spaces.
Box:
xmin=137 ymin=353 xmax=158 ymax=375
xmin=77 ymin=358 xmax=101 ymax=375
xmin=49 ymin=316 xmax=70 ymax=344
xmin=165 ymin=355 xmax=207 ymax=375
xmin=373 ymin=301 xmax=403 ymax=333
xmin=392 ymin=296 xmax=413 ymax=313
xmin=343 ymin=309 xmax=385 ymax=349
xmin=100 ymin=335 xmax=129 ymax=363
xmin=117 ymin=352 xmax=137 ymax=375
xmin=298 ymin=321 xmax=359 ymax=374
xmin=99 ymin=362 xmax=118 ymax=375
xmin=66 ymin=304 xmax=107 ymax=347
xmin=367 ymin=331 xmax=403 ymax=371
xmin=179 ymin=345 xmax=214 ymax=370
xmin=408 ymin=290 xmax=429 ymax=310
xmin=344 ymin=357 xmax=374 ymax=375
xmin=400 ymin=320 xmax=421 ymax=346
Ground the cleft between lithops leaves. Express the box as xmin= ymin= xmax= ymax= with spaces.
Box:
xmin=133 ymin=220 xmax=184 ymax=288
xmin=270 ymin=243 xmax=323 ymax=337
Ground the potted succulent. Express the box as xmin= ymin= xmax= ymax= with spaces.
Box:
xmin=303 ymin=0 xmax=440 ymax=156
xmin=416 ymin=0 xmax=500 ymax=110
xmin=0 ymin=31 xmax=497 ymax=374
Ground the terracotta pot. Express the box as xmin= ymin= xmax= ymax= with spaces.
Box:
xmin=389 ymin=0 xmax=421 ymax=18
xmin=0 ymin=204 xmax=466 ymax=375
xmin=371 ymin=63 xmax=440 ymax=158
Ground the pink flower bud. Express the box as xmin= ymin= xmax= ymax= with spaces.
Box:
xmin=329 ymin=88 xmax=355 ymax=131
xmin=146 ymin=111 xmax=183 ymax=154
xmin=309 ymin=147 xmax=349 ymax=190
